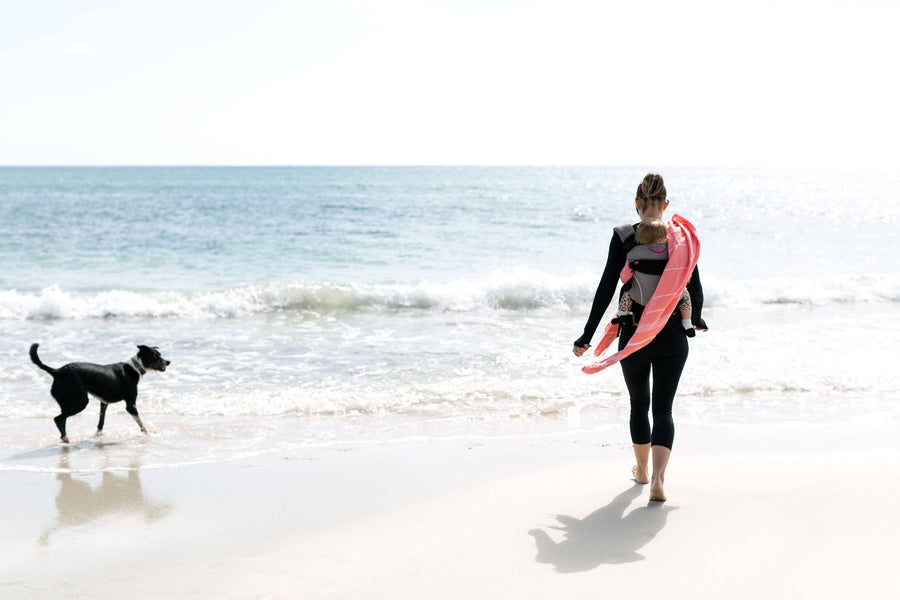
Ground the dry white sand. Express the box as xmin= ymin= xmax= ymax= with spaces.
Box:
xmin=2 ymin=420 xmax=898 ymax=599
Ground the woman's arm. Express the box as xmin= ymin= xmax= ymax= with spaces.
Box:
xmin=686 ymin=266 xmax=708 ymax=330
xmin=574 ymin=233 xmax=626 ymax=351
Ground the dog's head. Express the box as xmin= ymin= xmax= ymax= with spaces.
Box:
xmin=137 ymin=345 xmax=170 ymax=372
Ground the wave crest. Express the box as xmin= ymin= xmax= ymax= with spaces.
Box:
xmin=2 ymin=270 xmax=897 ymax=321
xmin=705 ymin=272 xmax=900 ymax=307
xmin=0 ymin=270 xmax=593 ymax=320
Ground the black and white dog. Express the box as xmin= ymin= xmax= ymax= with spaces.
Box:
xmin=30 ymin=343 xmax=170 ymax=443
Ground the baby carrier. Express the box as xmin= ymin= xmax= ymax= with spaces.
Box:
xmin=582 ymin=214 xmax=700 ymax=375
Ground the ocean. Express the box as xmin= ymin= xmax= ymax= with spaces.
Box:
xmin=2 ymin=166 xmax=898 ymax=472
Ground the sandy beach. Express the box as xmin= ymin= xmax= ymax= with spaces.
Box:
xmin=3 ymin=416 xmax=898 ymax=600
xmin=4 ymin=0 xmax=900 ymax=593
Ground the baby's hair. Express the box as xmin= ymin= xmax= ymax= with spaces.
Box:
xmin=635 ymin=219 xmax=667 ymax=245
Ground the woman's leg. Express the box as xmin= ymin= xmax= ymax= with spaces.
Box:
xmin=621 ymin=349 xmax=652 ymax=483
xmin=647 ymin=329 xmax=689 ymax=501
xmin=649 ymin=348 xmax=689 ymax=449
xmin=621 ymin=353 xmax=651 ymax=446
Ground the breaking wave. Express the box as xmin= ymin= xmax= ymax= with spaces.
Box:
xmin=1 ymin=270 xmax=897 ymax=320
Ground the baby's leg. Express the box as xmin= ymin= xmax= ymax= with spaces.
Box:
xmin=613 ymin=290 xmax=635 ymax=325
xmin=679 ymin=289 xmax=695 ymax=336
xmin=678 ymin=289 xmax=691 ymax=320
xmin=619 ymin=290 xmax=632 ymax=315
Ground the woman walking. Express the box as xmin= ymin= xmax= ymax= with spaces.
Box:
xmin=573 ymin=172 xmax=707 ymax=501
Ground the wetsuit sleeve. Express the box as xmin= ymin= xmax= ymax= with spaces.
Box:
xmin=686 ymin=266 xmax=707 ymax=329
xmin=574 ymin=233 xmax=626 ymax=347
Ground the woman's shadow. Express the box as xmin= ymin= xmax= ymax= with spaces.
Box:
xmin=529 ymin=484 xmax=675 ymax=573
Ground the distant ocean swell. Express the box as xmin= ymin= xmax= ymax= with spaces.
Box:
xmin=1 ymin=270 xmax=898 ymax=320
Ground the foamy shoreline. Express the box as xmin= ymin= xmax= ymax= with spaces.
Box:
xmin=2 ymin=417 xmax=898 ymax=599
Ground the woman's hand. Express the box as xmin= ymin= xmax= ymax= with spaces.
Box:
xmin=573 ymin=344 xmax=590 ymax=357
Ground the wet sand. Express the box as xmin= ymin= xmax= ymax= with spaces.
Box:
xmin=2 ymin=419 xmax=898 ymax=599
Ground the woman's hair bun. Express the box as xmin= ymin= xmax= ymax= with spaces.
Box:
xmin=636 ymin=172 xmax=667 ymax=204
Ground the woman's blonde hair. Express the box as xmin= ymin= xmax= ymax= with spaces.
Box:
xmin=635 ymin=219 xmax=667 ymax=245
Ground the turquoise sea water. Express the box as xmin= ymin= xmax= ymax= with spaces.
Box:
xmin=1 ymin=166 xmax=898 ymax=471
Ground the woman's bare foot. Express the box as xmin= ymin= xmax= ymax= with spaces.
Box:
xmin=632 ymin=444 xmax=651 ymax=484
xmin=648 ymin=445 xmax=670 ymax=501
xmin=649 ymin=476 xmax=666 ymax=501
xmin=632 ymin=465 xmax=650 ymax=484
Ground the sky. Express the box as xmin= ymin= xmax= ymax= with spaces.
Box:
xmin=0 ymin=0 xmax=898 ymax=167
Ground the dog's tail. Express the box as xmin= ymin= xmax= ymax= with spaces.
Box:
xmin=30 ymin=343 xmax=57 ymax=376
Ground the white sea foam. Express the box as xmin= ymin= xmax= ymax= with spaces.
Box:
xmin=2 ymin=270 xmax=897 ymax=321
xmin=0 ymin=271 xmax=591 ymax=320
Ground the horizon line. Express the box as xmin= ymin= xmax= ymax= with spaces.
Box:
xmin=0 ymin=163 xmax=863 ymax=170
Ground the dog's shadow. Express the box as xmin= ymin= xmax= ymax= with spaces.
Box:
xmin=528 ymin=484 xmax=675 ymax=573
xmin=8 ymin=439 xmax=123 ymax=463
xmin=39 ymin=450 xmax=171 ymax=546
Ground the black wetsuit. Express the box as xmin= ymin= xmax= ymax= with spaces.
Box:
xmin=575 ymin=224 xmax=706 ymax=450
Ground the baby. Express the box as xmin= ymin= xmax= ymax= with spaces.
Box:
xmin=614 ymin=219 xmax=696 ymax=337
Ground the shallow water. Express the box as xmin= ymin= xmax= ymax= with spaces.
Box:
xmin=2 ymin=166 xmax=898 ymax=470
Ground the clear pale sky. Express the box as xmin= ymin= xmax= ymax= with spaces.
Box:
xmin=1 ymin=0 xmax=897 ymax=167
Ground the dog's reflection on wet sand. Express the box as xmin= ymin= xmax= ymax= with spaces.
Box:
xmin=40 ymin=448 xmax=171 ymax=546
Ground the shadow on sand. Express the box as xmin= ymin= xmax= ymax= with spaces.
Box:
xmin=529 ymin=483 xmax=675 ymax=573
xmin=6 ymin=439 xmax=123 ymax=463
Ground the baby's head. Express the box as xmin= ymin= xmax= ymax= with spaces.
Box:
xmin=635 ymin=219 xmax=667 ymax=245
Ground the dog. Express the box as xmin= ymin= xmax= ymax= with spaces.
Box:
xmin=30 ymin=343 xmax=170 ymax=443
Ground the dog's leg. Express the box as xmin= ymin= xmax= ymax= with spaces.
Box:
xmin=125 ymin=402 xmax=148 ymax=435
xmin=50 ymin=374 xmax=88 ymax=444
xmin=53 ymin=414 xmax=69 ymax=444
xmin=97 ymin=402 xmax=108 ymax=436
